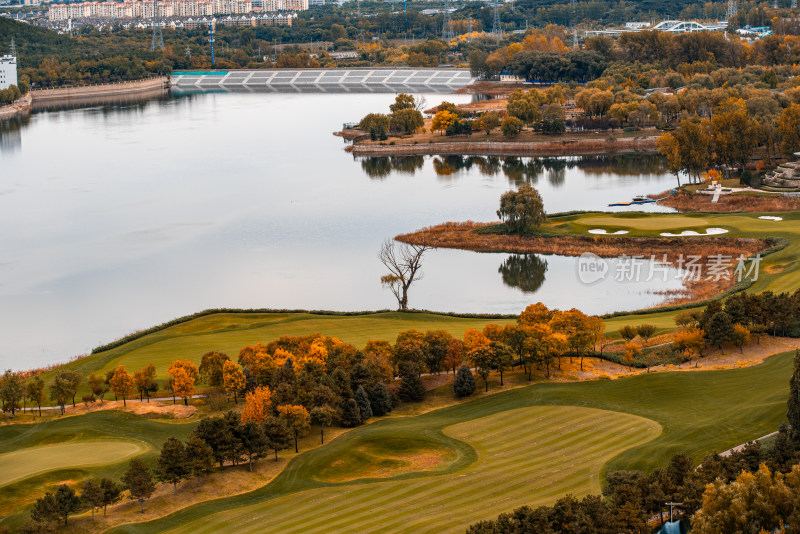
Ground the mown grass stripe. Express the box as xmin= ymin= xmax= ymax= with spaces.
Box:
xmin=180 ymin=407 xmax=658 ymax=534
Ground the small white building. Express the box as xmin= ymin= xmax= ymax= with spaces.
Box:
xmin=499 ymin=71 xmax=525 ymax=82
xmin=0 ymin=55 xmax=18 ymax=90
xmin=625 ymin=21 xmax=651 ymax=29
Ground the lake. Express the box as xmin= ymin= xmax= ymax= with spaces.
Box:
xmin=0 ymin=90 xmax=682 ymax=370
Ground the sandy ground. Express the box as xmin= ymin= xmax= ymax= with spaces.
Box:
xmin=584 ymin=336 xmax=800 ymax=379
xmin=46 ymin=399 xmax=198 ymax=419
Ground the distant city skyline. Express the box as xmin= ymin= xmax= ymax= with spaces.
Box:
xmin=47 ymin=0 xmax=307 ymax=22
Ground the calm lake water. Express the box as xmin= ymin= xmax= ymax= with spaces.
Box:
xmin=0 ymin=91 xmax=682 ymax=370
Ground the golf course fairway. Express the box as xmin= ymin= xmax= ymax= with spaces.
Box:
xmin=0 ymin=439 xmax=148 ymax=487
xmin=111 ymin=349 xmax=794 ymax=534
xmin=165 ymin=407 xmax=658 ymax=534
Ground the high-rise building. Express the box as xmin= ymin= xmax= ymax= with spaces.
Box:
xmin=0 ymin=55 xmax=18 ymax=90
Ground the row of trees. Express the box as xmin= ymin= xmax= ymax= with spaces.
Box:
xmin=27 ymin=448 xmax=192 ymax=530
xmin=28 ymin=479 xmax=121 ymax=529
xmin=678 ymin=290 xmax=800 ymax=340
xmin=1 ymin=298 xmax=603 ymax=420
xmin=470 ymin=28 xmax=800 ymax=85
xmin=429 ymin=94 xmax=567 ymax=139
xmin=8 ymin=287 xmax=795 ymax=420
xmin=657 ymin=98 xmax=800 ymax=182
xmin=469 ymin=351 xmax=800 ymax=533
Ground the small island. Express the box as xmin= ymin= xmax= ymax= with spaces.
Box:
xmin=398 ymin=184 xmax=787 ymax=309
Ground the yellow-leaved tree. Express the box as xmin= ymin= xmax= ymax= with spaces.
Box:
xmin=241 ymin=386 xmax=272 ymax=424
xmin=673 ymin=327 xmax=706 ymax=367
xmin=463 ymin=328 xmax=490 ymax=353
xmin=431 ymin=110 xmax=457 ymax=135
xmin=167 ymin=360 xmax=198 ymax=381
xmin=167 ymin=365 xmax=195 ymax=406
xmin=109 ymin=365 xmax=134 ymax=407
xmin=223 ymin=360 xmax=247 ymax=404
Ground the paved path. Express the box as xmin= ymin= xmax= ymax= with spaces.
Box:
xmin=20 ymin=394 xmax=206 ymax=413
xmin=719 ymin=431 xmax=779 ymax=457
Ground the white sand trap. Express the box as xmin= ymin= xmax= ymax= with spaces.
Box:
xmin=758 ymin=216 xmax=783 ymax=221
xmin=660 ymin=227 xmax=728 ymax=237
xmin=588 ymin=229 xmax=629 ymax=235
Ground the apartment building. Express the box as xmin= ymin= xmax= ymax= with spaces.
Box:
xmin=0 ymin=55 xmax=17 ymax=90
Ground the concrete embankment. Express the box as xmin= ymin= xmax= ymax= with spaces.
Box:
xmin=29 ymin=77 xmax=169 ymax=104
xmin=347 ymin=136 xmax=660 ymax=157
xmin=172 ymin=68 xmax=475 ymax=93
xmin=0 ymin=92 xmax=32 ymax=120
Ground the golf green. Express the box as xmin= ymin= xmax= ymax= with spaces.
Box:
xmin=0 ymin=439 xmax=148 ymax=487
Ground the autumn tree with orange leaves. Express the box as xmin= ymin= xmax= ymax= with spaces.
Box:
xmin=167 ymin=360 xmax=198 ymax=382
xmin=673 ymin=327 xmax=706 ymax=366
xmin=550 ymin=308 xmax=597 ymax=371
xmin=109 ymin=365 xmax=134 ymax=407
xmin=223 ymin=360 xmax=246 ymax=404
xmin=241 ymin=386 xmax=272 ymax=424
xmin=167 ymin=366 xmax=195 ymax=406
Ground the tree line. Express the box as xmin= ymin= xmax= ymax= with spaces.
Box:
xmin=5 ymin=288 xmax=799 ymax=420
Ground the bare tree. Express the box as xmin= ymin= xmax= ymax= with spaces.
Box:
xmin=379 ymin=240 xmax=430 ymax=311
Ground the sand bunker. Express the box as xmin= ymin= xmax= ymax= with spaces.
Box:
xmin=660 ymin=227 xmax=728 ymax=237
xmin=758 ymin=216 xmax=784 ymax=221
xmin=588 ymin=229 xmax=629 ymax=235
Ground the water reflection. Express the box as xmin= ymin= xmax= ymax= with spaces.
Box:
xmin=498 ymin=254 xmax=548 ymax=293
xmin=361 ymin=155 xmax=424 ymax=179
xmin=358 ymin=154 xmax=668 ymax=186
xmin=30 ymin=89 xmax=173 ymax=114
xmin=0 ymin=90 xmax=682 ymax=369
xmin=0 ymin=116 xmax=25 ymax=153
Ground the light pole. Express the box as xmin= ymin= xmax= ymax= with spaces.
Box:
xmin=665 ymin=502 xmax=683 ymax=523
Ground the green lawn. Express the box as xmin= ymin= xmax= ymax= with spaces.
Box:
xmin=165 ymin=407 xmax=659 ymax=534
xmin=0 ymin=439 xmax=148 ymax=488
xmin=547 ymin=210 xmax=800 ymax=322
xmin=108 ymin=349 xmax=794 ymax=534
xmin=0 ymin=411 xmax=196 ymax=529
xmin=35 ymin=312 xmax=517 ymax=400
xmin=578 ymin=214 xmax=711 ymax=231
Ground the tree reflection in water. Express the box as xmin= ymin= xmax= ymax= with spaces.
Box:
xmin=498 ymin=254 xmax=548 ymax=293
xmin=0 ymin=116 xmax=27 ymax=154
xmin=360 ymin=156 xmax=424 ymax=179
xmin=357 ymin=154 xmax=662 ymax=184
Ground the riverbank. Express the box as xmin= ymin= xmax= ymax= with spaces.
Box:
xmin=347 ymin=135 xmax=659 ymax=157
xmin=0 ymin=92 xmax=32 ymax=121
xmin=398 ymin=221 xmax=768 ymax=306
xmin=29 ymin=76 xmax=168 ymax=104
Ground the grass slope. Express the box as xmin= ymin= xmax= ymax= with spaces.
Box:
xmin=0 ymin=440 xmax=148 ymax=487
xmin=38 ymin=312 xmax=516 ymax=396
xmin=110 ymin=350 xmax=794 ymax=534
xmin=0 ymin=411 xmax=196 ymax=528
xmin=169 ymin=407 xmax=658 ymax=534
